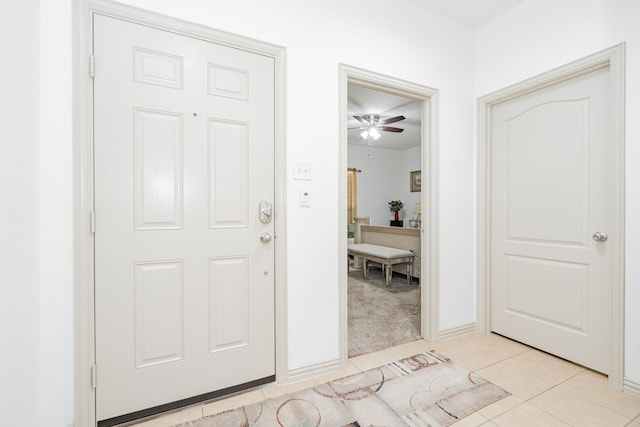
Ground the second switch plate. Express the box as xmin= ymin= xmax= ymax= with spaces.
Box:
xmin=300 ymin=189 xmax=311 ymax=207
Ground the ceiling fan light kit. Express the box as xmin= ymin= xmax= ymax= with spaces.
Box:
xmin=350 ymin=113 xmax=406 ymax=142
xmin=360 ymin=128 xmax=381 ymax=140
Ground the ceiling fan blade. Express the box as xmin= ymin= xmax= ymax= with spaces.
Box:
xmin=348 ymin=126 xmax=366 ymax=130
xmin=353 ymin=115 xmax=368 ymax=124
xmin=380 ymin=126 xmax=404 ymax=133
xmin=380 ymin=115 xmax=406 ymax=125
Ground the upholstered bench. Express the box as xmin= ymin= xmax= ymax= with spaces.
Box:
xmin=348 ymin=243 xmax=414 ymax=286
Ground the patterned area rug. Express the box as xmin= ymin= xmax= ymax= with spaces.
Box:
xmin=174 ymin=351 xmax=509 ymax=427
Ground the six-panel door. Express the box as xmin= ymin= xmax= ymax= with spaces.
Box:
xmin=94 ymin=14 xmax=275 ymax=421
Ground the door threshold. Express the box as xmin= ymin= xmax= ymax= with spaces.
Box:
xmin=98 ymin=375 xmax=275 ymax=427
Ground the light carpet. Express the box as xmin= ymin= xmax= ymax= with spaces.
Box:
xmin=174 ymin=351 xmax=509 ymax=427
xmin=349 ymin=268 xmax=421 ymax=357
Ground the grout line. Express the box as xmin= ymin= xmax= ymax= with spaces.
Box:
xmin=509 ymin=375 xmax=633 ymax=426
xmin=552 ymin=370 xmax=640 ymax=421
xmin=443 ymin=337 xmax=640 ymax=425
xmin=129 ymin=336 xmax=640 ymax=426
xmin=524 ymin=382 xmax=636 ymax=426
xmin=506 ymin=400 xmax=570 ymax=426
xmin=627 ymin=413 xmax=640 ymax=426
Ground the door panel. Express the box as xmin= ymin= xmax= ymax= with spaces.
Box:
xmin=505 ymin=255 xmax=587 ymax=331
xmin=134 ymin=260 xmax=184 ymax=368
xmin=491 ymin=66 xmax=611 ymax=373
xmin=208 ymin=119 xmax=249 ymax=227
xmin=208 ymin=256 xmax=250 ymax=352
xmin=134 ymin=108 xmax=184 ymax=230
xmin=505 ymin=100 xmax=589 ymax=244
xmin=94 ymin=14 xmax=275 ymax=421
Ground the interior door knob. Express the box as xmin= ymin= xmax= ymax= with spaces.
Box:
xmin=592 ymin=232 xmax=608 ymax=242
xmin=260 ymin=232 xmax=272 ymax=243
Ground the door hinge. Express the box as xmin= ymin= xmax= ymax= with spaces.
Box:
xmin=90 ymin=210 xmax=96 ymax=234
xmin=89 ymin=54 xmax=95 ymax=79
xmin=91 ymin=364 xmax=97 ymax=389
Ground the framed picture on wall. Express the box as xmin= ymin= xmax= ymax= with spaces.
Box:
xmin=410 ymin=170 xmax=421 ymax=192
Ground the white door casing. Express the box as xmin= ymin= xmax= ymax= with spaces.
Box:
xmin=477 ymin=45 xmax=625 ymax=386
xmin=93 ymin=13 xmax=276 ymax=421
xmin=338 ymin=65 xmax=440 ymax=361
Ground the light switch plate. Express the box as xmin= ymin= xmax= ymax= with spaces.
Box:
xmin=299 ymin=189 xmax=311 ymax=207
xmin=293 ymin=161 xmax=312 ymax=180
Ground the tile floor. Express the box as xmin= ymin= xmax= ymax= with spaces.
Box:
xmin=124 ymin=333 xmax=640 ymax=427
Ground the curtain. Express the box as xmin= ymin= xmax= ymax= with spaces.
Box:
xmin=347 ymin=168 xmax=358 ymax=224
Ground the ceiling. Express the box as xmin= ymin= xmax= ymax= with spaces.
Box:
xmin=407 ymin=0 xmax=526 ymax=28
xmin=347 ymin=0 xmax=527 ymax=151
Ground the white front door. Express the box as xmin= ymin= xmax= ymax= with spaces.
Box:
xmin=94 ymin=14 xmax=275 ymax=422
xmin=490 ymin=65 xmax=612 ymax=374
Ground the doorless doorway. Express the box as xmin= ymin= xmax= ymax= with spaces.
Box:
xmin=338 ymin=65 xmax=440 ymax=363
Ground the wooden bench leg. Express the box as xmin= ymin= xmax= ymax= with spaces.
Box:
xmin=385 ymin=264 xmax=391 ymax=286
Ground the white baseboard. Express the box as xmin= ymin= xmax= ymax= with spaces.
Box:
xmin=286 ymin=358 xmax=342 ymax=383
xmin=624 ymin=378 xmax=640 ymax=398
xmin=286 ymin=323 xmax=478 ymax=384
xmin=438 ymin=323 xmax=477 ymax=341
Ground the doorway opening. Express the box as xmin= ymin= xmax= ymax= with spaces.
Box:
xmin=338 ymin=65 xmax=440 ymax=364
xmin=346 ymin=83 xmax=422 ymax=357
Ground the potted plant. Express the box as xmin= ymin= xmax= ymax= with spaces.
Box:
xmin=388 ymin=200 xmax=404 ymax=221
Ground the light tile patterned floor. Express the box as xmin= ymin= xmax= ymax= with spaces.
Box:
xmin=122 ymin=334 xmax=640 ymax=427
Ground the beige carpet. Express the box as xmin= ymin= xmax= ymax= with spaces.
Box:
xmin=348 ymin=268 xmax=421 ymax=357
xmin=174 ymin=351 xmax=509 ymax=427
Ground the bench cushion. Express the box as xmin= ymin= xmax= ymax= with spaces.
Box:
xmin=348 ymin=243 xmax=413 ymax=260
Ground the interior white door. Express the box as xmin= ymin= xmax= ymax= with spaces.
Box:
xmin=93 ymin=15 xmax=275 ymax=422
xmin=490 ymin=65 xmax=612 ymax=374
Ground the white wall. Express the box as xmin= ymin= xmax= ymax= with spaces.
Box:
xmin=18 ymin=1 xmax=640 ymax=425
xmin=13 ymin=0 xmax=640 ymax=425
xmin=1 ymin=2 xmax=40 ymax=426
xmin=106 ymin=0 xmax=476 ymax=367
xmin=39 ymin=1 xmax=75 ymax=425
xmin=474 ymin=0 xmax=640 ymax=385
xmin=348 ymin=145 xmax=421 ymax=226
xmin=28 ymin=0 xmax=476 ymax=424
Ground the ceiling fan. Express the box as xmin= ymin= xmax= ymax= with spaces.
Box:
xmin=350 ymin=113 xmax=406 ymax=140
